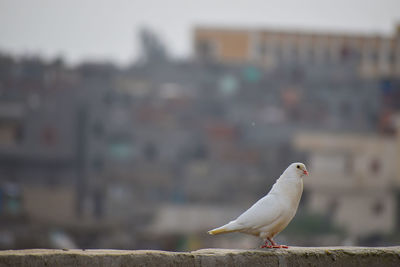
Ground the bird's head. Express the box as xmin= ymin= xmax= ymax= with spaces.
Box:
xmin=287 ymin=162 xmax=308 ymax=178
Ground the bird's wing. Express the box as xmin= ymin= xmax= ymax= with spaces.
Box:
xmin=234 ymin=193 xmax=283 ymax=230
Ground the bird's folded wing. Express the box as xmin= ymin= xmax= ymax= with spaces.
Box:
xmin=234 ymin=193 xmax=283 ymax=230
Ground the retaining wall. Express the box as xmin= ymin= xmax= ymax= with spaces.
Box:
xmin=1 ymin=247 xmax=400 ymax=267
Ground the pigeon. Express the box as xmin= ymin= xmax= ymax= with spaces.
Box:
xmin=208 ymin=162 xmax=308 ymax=248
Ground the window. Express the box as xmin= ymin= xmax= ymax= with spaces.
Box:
xmin=372 ymin=200 xmax=384 ymax=215
xmin=143 ymin=142 xmax=158 ymax=161
xmin=0 ymin=121 xmax=23 ymax=145
xmin=369 ymin=50 xmax=378 ymax=62
xmin=341 ymin=45 xmax=350 ymax=61
xmin=41 ymin=126 xmax=58 ymax=146
xmin=370 ymin=159 xmax=381 ymax=175
xmin=258 ymin=43 xmax=267 ymax=57
xmin=328 ymin=199 xmax=339 ymax=216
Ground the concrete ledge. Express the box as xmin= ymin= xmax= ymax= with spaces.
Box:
xmin=1 ymin=247 xmax=400 ymax=267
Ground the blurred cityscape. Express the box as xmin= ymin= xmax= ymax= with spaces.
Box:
xmin=1 ymin=24 xmax=400 ymax=251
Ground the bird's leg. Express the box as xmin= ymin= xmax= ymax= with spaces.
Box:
xmin=260 ymin=239 xmax=272 ymax=249
xmin=267 ymin=237 xmax=289 ymax=249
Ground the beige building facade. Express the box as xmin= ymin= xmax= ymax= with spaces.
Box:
xmin=293 ymin=131 xmax=400 ymax=238
xmin=194 ymin=25 xmax=400 ymax=78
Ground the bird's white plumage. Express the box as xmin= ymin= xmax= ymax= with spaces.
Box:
xmin=234 ymin=193 xmax=282 ymax=230
xmin=208 ymin=163 xmax=308 ymax=244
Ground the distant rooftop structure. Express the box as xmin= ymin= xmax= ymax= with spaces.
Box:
xmin=194 ymin=25 xmax=400 ymax=78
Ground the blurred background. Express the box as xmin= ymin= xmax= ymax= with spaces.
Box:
xmin=0 ymin=0 xmax=400 ymax=251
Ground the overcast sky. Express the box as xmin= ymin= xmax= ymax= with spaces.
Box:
xmin=0 ymin=0 xmax=399 ymax=66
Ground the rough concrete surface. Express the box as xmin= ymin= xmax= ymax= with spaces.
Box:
xmin=1 ymin=247 xmax=400 ymax=267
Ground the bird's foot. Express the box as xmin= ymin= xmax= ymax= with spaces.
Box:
xmin=260 ymin=244 xmax=273 ymax=248
xmin=272 ymin=245 xmax=289 ymax=249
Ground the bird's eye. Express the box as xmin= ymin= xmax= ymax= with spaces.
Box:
xmin=297 ymin=165 xmax=300 ymax=169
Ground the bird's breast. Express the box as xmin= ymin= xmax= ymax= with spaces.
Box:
xmin=277 ymin=179 xmax=303 ymax=209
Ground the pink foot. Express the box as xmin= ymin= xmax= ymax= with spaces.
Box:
xmin=272 ymin=245 xmax=289 ymax=249
xmin=260 ymin=241 xmax=272 ymax=248
xmin=267 ymin=238 xmax=289 ymax=249
xmin=261 ymin=244 xmax=272 ymax=248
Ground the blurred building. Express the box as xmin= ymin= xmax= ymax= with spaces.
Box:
xmin=194 ymin=25 xmax=400 ymax=78
xmin=293 ymin=123 xmax=400 ymax=240
xmin=0 ymin=23 xmax=399 ymax=250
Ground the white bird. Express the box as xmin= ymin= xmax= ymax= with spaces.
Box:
xmin=208 ymin=162 xmax=308 ymax=248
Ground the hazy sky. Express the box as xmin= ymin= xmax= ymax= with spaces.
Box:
xmin=0 ymin=0 xmax=399 ymax=66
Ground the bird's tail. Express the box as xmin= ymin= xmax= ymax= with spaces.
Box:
xmin=208 ymin=221 xmax=238 ymax=235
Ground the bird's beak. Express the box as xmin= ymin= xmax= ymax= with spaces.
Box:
xmin=303 ymin=170 xmax=309 ymax=176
